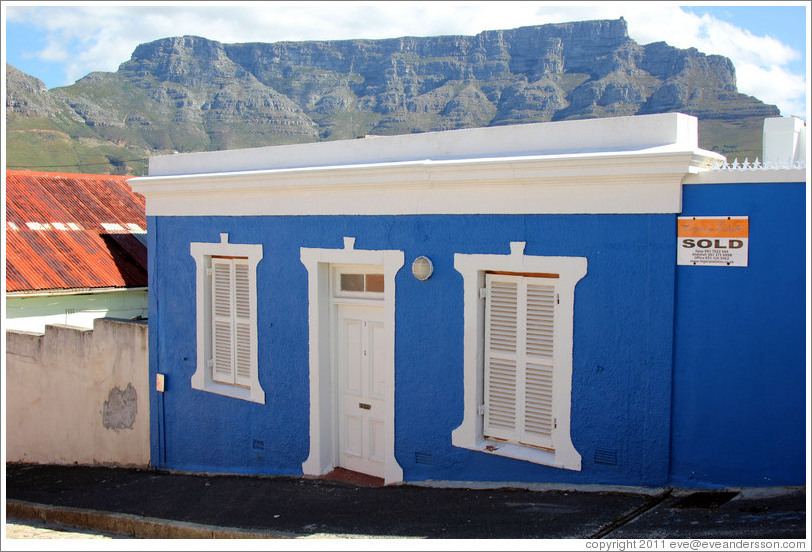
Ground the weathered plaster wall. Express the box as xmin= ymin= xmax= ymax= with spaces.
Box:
xmin=148 ymin=213 xmax=675 ymax=487
xmin=6 ymin=318 xmax=150 ymax=466
xmin=670 ymin=181 xmax=806 ymax=487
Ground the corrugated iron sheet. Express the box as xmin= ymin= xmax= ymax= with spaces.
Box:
xmin=5 ymin=170 xmax=148 ymax=293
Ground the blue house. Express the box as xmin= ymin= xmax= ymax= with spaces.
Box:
xmin=129 ymin=113 xmax=807 ymax=488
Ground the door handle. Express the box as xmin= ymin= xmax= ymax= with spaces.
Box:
xmin=359 ymin=403 xmax=371 ymax=410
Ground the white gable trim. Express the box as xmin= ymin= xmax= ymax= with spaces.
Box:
xmin=300 ymin=238 xmax=405 ymax=484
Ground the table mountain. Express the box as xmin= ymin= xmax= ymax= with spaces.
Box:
xmin=6 ymin=18 xmax=779 ymax=175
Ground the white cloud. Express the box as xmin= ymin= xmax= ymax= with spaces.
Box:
xmin=735 ymin=62 xmax=807 ymax=118
xmin=6 ymin=2 xmax=806 ymax=117
xmin=699 ymin=17 xmax=799 ymax=67
xmin=619 ymin=5 xmax=806 ymax=116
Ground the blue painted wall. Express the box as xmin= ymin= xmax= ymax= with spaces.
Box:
xmin=669 ymin=182 xmax=807 ymax=487
xmin=148 ymin=213 xmax=677 ymax=487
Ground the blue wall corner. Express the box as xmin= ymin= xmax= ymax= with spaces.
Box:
xmin=670 ymin=182 xmax=806 ymax=487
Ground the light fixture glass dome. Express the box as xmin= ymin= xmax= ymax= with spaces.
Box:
xmin=411 ymin=256 xmax=433 ymax=280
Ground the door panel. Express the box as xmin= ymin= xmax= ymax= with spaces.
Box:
xmin=344 ymin=415 xmax=363 ymax=457
xmin=343 ymin=318 xmax=363 ymax=395
xmin=369 ymin=418 xmax=386 ymax=463
xmin=370 ymin=321 xmax=385 ymax=399
xmin=336 ymin=303 xmax=386 ymax=478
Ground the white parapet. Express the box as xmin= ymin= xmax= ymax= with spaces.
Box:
xmin=130 ymin=113 xmax=725 ymax=216
xmin=142 ymin=112 xmax=705 ymax=177
xmin=763 ymin=116 xmax=807 ymax=165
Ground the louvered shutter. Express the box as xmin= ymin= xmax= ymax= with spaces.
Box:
xmin=484 ymin=274 xmax=557 ymax=450
xmin=211 ymin=259 xmax=235 ymax=384
xmin=522 ymin=281 xmax=556 ymax=449
xmin=233 ymin=260 xmax=252 ymax=387
xmin=484 ymin=276 xmax=520 ymax=442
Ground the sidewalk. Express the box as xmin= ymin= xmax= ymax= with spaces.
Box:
xmin=5 ymin=518 xmax=127 ymax=539
xmin=4 ymin=463 xmax=808 ymax=540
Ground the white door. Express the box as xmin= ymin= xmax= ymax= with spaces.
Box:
xmin=335 ymin=303 xmax=386 ymax=478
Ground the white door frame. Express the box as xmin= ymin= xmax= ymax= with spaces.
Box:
xmin=300 ymin=237 xmax=404 ymax=484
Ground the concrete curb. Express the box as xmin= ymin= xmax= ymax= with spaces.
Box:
xmin=7 ymin=500 xmax=294 ymax=539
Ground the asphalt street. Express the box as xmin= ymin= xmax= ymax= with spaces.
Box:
xmin=4 ymin=463 xmax=808 ymax=542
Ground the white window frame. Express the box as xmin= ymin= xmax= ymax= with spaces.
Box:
xmin=190 ymin=233 xmax=264 ymax=403
xmin=453 ymin=242 xmax=586 ymax=471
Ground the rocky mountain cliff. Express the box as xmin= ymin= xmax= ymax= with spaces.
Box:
xmin=6 ymin=18 xmax=779 ymax=175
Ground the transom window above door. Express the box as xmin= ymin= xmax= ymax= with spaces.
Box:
xmin=333 ymin=265 xmax=385 ymax=298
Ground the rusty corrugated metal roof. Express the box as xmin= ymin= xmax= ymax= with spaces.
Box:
xmin=5 ymin=170 xmax=148 ymax=293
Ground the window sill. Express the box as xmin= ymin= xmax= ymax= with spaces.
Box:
xmin=191 ymin=377 xmax=265 ymax=404
xmin=453 ymin=434 xmax=581 ymax=471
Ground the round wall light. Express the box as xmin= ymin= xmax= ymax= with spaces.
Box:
xmin=411 ymin=256 xmax=434 ymax=281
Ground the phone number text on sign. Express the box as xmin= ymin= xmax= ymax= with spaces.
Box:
xmin=677 ymin=216 xmax=749 ymax=267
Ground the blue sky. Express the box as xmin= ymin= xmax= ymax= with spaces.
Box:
xmin=2 ymin=2 xmax=809 ymax=119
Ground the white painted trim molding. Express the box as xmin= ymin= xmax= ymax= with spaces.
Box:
xmin=190 ymin=233 xmax=264 ymax=404
xmin=300 ymin=237 xmax=405 ymax=484
xmin=130 ymin=150 xmax=718 ymax=216
xmin=683 ymin=167 xmax=806 ymax=185
xmin=128 ymin=114 xmax=724 ymax=216
xmin=453 ymin=242 xmax=586 ymax=471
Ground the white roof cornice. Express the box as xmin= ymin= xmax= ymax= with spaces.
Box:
xmin=129 ymin=148 xmax=721 ymax=215
xmin=128 ymin=113 xmax=725 ymax=216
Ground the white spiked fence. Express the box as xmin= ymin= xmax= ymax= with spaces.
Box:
xmin=710 ymin=157 xmax=806 ymax=171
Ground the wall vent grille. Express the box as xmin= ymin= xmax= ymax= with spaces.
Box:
xmin=415 ymin=452 xmax=434 ymax=465
xmin=594 ymin=449 xmax=617 ymax=465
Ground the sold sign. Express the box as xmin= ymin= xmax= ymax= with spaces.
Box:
xmin=677 ymin=216 xmax=749 ymax=267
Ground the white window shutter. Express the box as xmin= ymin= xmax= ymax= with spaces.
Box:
xmin=521 ymin=282 xmax=556 ymax=450
xmin=233 ymin=261 xmax=253 ymax=387
xmin=484 ymin=276 xmax=520 ymax=443
xmin=484 ymin=274 xmax=557 ymax=450
xmin=211 ymin=259 xmax=235 ymax=384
